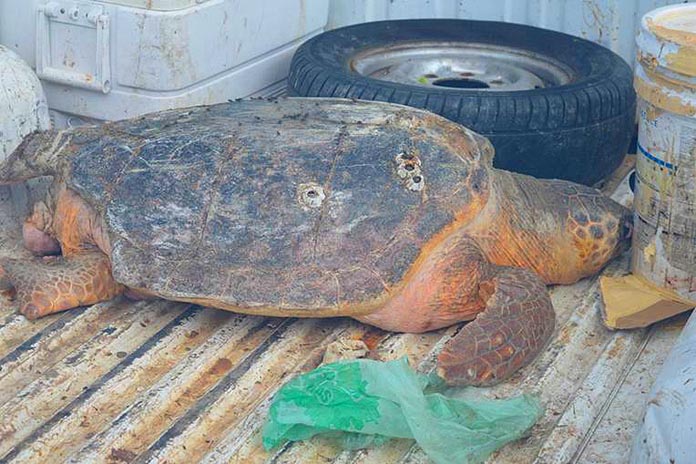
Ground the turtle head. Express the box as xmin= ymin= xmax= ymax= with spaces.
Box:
xmin=0 ymin=130 xmax=60 ymax=184
xmin=566 ymin=190 xmax=633 ymax=275
xmin=465 ymin=171 xmax=632 ymax=284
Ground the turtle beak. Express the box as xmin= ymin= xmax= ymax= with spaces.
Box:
xmin=609 ymin=209 xmax=633 ymax=260
xmin=621 ymin=213 xmax=633 ymax=241
xmin=616 ymin=211 xmax=633 ymax=255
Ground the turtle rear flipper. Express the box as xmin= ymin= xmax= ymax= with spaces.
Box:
xmin=437 ymin=266 xmax=555 ymax=386
xmin=0 ymin=250 xmax=123 ymax=319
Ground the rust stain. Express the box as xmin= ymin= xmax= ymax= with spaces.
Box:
xmin=556 ymin=324 xmax=573 ymax=345
xmin=209 ymin=357 xmax=233 ymax=375
xmin=86 ymin=321 xmax=282 ymax=460
xmin=109 ymin=447 xmax=137 ymax=462
xmin=606 ymin=337 xmax=625 ymax=359
xmin=150 ymin=323 xmax=336 ymax=463
xmin=637 ymin=51 xmax=659 ymax=72
xmin=358 ymin=327 xmax=388 ymax=350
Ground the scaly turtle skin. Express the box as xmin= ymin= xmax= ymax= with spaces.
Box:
xmin=0 ymin=98 xmax=631 ymax=386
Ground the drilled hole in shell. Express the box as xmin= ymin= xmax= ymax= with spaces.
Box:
xmin=397 ymin=162 xmax=421 ymax=179
xmin=407 ymin=175 xmax=425 ymax=192
xmin=298 ymin=183 xmax=326 ymax=208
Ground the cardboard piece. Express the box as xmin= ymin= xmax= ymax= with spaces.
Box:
xmin=600 ymin=274 xmax=695 ymax=329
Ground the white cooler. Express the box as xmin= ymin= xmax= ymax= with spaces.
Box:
xmin=0 ymin=0 xmax=329 ymax=127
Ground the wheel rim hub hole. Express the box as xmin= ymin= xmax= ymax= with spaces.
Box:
xmin=432 ymin=78 xmax=490 ymax=89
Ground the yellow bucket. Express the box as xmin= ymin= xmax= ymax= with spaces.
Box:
xmin=632 ymin=4 xmax=696 ymax=302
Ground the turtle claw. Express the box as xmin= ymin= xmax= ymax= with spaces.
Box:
xmin=20 ymin=303 xmax=42 ymax=320
xmin=436 ymin=266 xmax=555 ymax=387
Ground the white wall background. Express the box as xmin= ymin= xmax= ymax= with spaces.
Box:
xmin=327 ymin=0 xmax=694 ymax=65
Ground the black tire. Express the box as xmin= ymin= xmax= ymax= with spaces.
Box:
xmin=288 ymin=20 xmax=636 ymax=186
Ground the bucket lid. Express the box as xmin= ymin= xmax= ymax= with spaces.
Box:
xmin=639 ymin=4 xmax=696 ymax=78
xmin=645 ymin=4 xmax=696 ymax=47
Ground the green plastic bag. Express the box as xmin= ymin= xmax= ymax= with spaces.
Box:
xmin=262 ymin=357 xmax=542 ymax=464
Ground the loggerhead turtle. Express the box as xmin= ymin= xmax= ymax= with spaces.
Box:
xmin=0 ymin=98 xmax=631 ymax=386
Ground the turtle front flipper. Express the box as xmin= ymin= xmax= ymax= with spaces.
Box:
xmin=0 ymin=250 xmax=123 ymax=319
xmin=356 ymin=232 xmax=554 ymax=386
xmin=437 ymin=265 xmax=555 ymax=386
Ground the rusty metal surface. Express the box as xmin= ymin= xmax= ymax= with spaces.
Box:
xmin=0 ymin=157 xmax=686 ymax=464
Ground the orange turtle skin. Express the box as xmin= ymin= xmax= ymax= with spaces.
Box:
xmin=0 ymin=98 xmax=631 ymax=386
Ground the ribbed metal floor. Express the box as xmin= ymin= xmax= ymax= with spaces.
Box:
xmin=0 ymin=157 xmax=686 ymax=464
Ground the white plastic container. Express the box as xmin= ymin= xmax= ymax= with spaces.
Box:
xmin=632 ymin=3 xmax=696 ymax=302
xmin=0 ymin=44 xmax=50 ymax=230
xmin=630 ymin=311 xmax=696 ymax=463
xmin=0 ymin=0 xmax=329 ymax=126
xmin=0 ymin=45 xmax=50 ymax=162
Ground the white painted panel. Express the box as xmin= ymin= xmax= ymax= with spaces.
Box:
xmin=115 ymin=0 xmax=328 ymax=92
xmin=328 ymin=0 xmax=696 ymax=65
xmin=0 ymin=0 xmax=329 ymax=123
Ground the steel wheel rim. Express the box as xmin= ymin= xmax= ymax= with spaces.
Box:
xmin=351 ymin=42 xmax=574 ymax=91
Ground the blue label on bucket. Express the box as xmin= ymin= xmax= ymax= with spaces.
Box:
xmin=637 ymin=142 xmax=676 ymax=170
